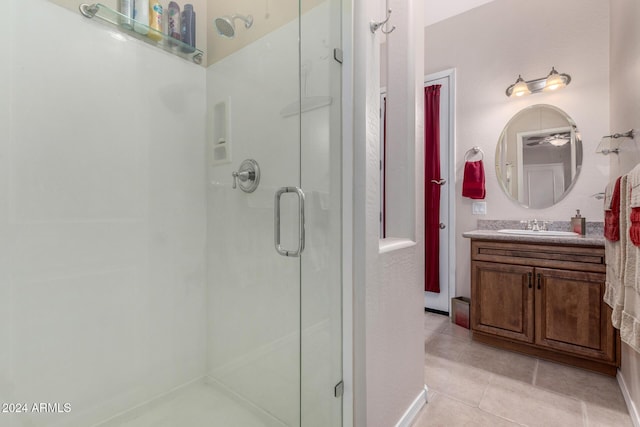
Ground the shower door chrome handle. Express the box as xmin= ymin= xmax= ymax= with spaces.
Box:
xmin=274 ymin=187 xmax=306 ymax=257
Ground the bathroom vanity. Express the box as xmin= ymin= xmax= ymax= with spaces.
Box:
xmin=464 ymin=231 xmax=620 ymax=376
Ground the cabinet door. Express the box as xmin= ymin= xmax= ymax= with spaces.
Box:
xmin=471 ymin=261 xmax=534 ymax=343
xmin=535 ymin=268 xmax=615 ymax=362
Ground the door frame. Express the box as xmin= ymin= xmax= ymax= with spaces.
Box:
xmin=424 ymin=68 xmax=456 ymax=313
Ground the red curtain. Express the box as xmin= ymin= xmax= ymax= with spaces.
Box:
xmin=425 ymin=85 xmax=442 ymax=293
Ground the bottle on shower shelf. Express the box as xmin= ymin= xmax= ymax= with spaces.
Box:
xmin=167 ymin=2 xmax=182 ymax=43
xmin=181 ymin=4 xmax=196 ymax=53
xmin=118 ymin=0 xmax=134 ymax=29
xmin=133 ymin=0 xmax=149 ymax=35
xmin=148 ymin=1 xmax=164 ymax=41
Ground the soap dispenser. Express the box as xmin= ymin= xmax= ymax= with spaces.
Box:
xmin=571 ymin=210 xmax=586 ymax=235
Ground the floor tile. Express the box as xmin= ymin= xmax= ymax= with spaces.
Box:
xmin=480 ymin=374 xmax=585 ymax=427
xmin=438 ymin=321 xmax=472 ymax=342
xmin=424 ymin=312 xmax=450 ymax=332
xmin=412 ymin=392 xmax=520 ymax=427
xmin=425 ymin=332 xmax=470 ymax=360
xmin=424 ymin=325 xmax=441 ymax=343
xmin=457 ymin=341 xmax=537 ymax=384
xmin=585 ymin=402 xmax=633 ymax=427
xmin=424 ymin=354 xmax=492 ymax=406
xmin=535 ymin=360 xmax=627 ymax=412
xmin=420 ymin=312 xmax=633 ymax=427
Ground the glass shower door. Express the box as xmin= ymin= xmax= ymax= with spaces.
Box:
xmin=206 ymin=0 xmax=304 ymax=423
xmin=206 ymin=0 xmax=342 ymax=426
xmin=300 ymin=0 xmax=343 ymax=426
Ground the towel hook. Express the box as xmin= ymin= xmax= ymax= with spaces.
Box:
xmin=464 ymin=146 xmax=484 ymax=162
xmin=370 ymin=9 xmax=396 ymax=34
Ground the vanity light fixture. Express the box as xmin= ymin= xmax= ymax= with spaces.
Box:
xmin=511 ymin=75 xmax=531 ymax=97
xmin=544 ymin=67 xmax=568 ymax=91
xmin=506 ymin=67 xmax=571 ymax=97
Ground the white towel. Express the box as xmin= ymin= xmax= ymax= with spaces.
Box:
xmin=604 ymin=237 xmax=621 ymax=305
xmin=605 ymin=175 xmax=627 ymax=328
xmin=621 ymin=300 xmax=640 ymax=353
xmin=619 ymin=166 xmax=640 ymax=351
xmin=604 ymin=180 xmax=615 ymax=211
xmin=629 ymin=164 xmax=640 ymax=208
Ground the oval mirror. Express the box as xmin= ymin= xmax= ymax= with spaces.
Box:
xmin=495 ymin=104 xmax=582 ymax=209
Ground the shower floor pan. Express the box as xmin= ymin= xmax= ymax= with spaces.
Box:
xmin=96 ymin=379 xmax=285 ymax=427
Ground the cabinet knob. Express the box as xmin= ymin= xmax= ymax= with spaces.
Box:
xmin=527 ymin=272 xmax=533 ymax=289
xmin=537 ymin=273 xmax=542 ymax=290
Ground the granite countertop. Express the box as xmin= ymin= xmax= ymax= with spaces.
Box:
xmin=463 ymin=219 xmax=605 ymax=247
xmin=462 ymin=229 xmax=605 ymax=247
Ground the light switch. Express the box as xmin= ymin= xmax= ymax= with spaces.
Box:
xmin=472 ymin=202 xmax=487 ymax=215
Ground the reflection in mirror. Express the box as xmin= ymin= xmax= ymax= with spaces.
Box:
xmin=496 ymin=104 xmax=583 ymax=209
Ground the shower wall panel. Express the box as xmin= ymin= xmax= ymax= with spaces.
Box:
xmin=1 ymin=1 xmax=208 ymax=426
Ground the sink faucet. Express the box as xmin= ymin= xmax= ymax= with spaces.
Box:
xmin=520 ymin=219 xmax=551 ymax=231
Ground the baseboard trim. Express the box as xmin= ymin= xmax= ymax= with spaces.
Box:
xmin=394 ymin=385 xmax=428 ymax=427
xmin=618 ymin=370 xmax=640 ymax=427
xmin=425 ymin=307 xmax=449 ymax=317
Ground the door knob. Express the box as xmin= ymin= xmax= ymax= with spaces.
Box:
xmin=439 ymin=223 xmax=446 ymax=229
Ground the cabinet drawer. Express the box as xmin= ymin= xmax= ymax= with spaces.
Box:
xmin=471 ymin=240 xmax=605 ymax=272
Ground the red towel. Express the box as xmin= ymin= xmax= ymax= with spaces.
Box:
xmin=462 ymin=160 xmax=486 ymax=199
xmin=630 ymin=207 xmax=640 ymax=246
xmin=605 ymin=177 xmax=621 ymax=242
xmin=630 ymin=184 xmax=640 ymax=246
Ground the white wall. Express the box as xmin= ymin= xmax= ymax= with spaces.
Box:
xmin=1 ymin=1 xmax=207 ymax=426
xmin=354 ymin=0 xmax=426 ymax=425
xmin=610 ymin=0 xmax=640 ymax=422
xmin=425 ymin=0 xmax=610 ymax=298
xmin=424 ymin=0 xmax=495 ymax=27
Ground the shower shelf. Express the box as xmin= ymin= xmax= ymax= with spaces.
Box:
xmin=79 ymin=3 xmax=204 ymax=65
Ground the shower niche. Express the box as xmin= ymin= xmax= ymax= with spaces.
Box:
xmin=209 ymin=100 xmax=231 ymax=165
xmin=78 ymin=3 xmax=204 ymax=64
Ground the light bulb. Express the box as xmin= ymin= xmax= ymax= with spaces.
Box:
xmin=511 ymin=75 xmax=530 ymax=97
xmin=544 ymin=67 xmax=566 ymax=91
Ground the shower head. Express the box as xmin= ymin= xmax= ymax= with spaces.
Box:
xmin=214 ymin=14 xmax=254 ymax=38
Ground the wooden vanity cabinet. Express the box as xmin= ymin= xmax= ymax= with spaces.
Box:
xmin=470 ymin=239 xmax=620 ymax=376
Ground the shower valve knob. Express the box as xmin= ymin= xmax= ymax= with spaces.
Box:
xmin=231 ymin=160 xmax=260 ymax=193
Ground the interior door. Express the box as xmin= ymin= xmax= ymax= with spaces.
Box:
xmin=424 ymin=74 xmax=451 ymax=313
xmin=523 ymin=163 xmax=565 ymax=207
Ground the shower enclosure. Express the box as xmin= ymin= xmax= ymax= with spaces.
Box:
xmin=1 ymin=0 xmax=343 ymax=426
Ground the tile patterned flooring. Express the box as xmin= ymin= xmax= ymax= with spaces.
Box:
xmin=413 ymin=312 xmax=634 ymax=427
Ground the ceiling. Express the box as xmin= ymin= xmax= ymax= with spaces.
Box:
xmin=424 ymin=0 xmax=496 ymax=27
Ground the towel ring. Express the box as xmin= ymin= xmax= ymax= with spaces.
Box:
xmin=464 ymin=146 xmax=484 ymax=162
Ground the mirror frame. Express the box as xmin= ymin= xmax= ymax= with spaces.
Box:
xmin=495 ymin=104 xmax=583 ymax=209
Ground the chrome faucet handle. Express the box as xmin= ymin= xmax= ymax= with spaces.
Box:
xmin=232 ymin=171 xmax=252 ymax=189
xmin=520 ymin=220 xmax=531 ymax=230
xmin=540 ymin=220 xmax=552 ymax=231
xmin=231 ymin=159 xmax=260 ymax=193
